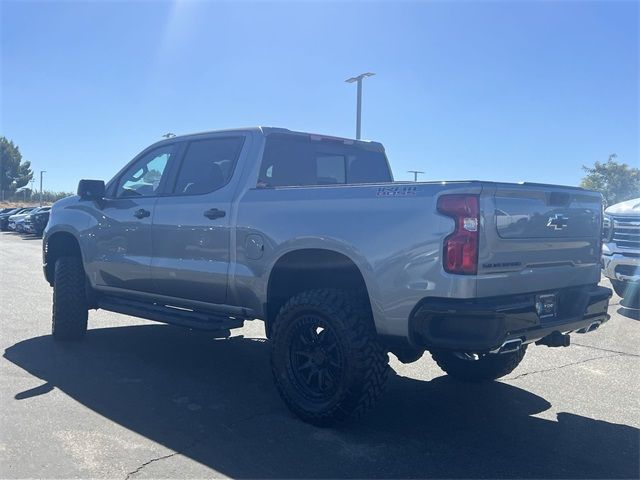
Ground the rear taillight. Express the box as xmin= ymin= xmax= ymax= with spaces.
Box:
xmin=437 ymin=195 xmax=479 ymax=275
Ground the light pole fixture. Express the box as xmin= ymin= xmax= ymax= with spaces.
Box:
xmin=345 ymin=72 xmax=375 ymax=140
xmin=408 ymin=170 xmax=425 ymax=182
xmin=40 ymin=170 xmax=46 ymax=206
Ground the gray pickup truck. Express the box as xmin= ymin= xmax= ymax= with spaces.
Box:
xmin=43 ymin=127 xmax=611 ymax=425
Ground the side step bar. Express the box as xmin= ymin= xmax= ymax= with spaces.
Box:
xmin=98 ymin=296 xmax=245 ymax=332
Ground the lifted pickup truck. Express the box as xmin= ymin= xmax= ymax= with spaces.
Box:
xmin=44 ymin=127 xmax=611 ymax=425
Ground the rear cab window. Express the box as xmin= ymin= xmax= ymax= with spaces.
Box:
xmin=258 ymin=134 xmax=392 ymax=188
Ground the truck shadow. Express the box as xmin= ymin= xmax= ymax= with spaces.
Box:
xmin=618 ymin=306 xmax=640 ymax=320
xmin=4 ymin=325 xmax=638 ymax=479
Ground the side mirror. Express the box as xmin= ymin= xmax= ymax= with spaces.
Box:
xmin=77 ymin=179 xmax=105 ymax=201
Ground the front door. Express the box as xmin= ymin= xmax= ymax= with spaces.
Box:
xmin=87 ymin=144 xmax=176 ymax=293
xmin=151 ymin=134 xmax=246 ymax=305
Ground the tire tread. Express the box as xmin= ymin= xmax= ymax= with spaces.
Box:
xmin=270 ymin=288 xmax=389 ymax=426
xmin=52 ymin=256 xmax=88 ymax=341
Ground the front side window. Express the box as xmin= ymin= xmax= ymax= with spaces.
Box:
xmin=173 ymin=137 xmax=245 ymax=195
xmin=116 ymin=146 xmax=174 ymax=198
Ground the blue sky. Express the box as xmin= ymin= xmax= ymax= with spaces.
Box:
xmin=2 ymin=0 xmax=638 ymax=192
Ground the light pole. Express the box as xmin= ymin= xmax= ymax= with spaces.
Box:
xmin=345 ymin=72 xmax=375 ymax=140
xmin=408 ymin=170 xmax=424 ymax=182
xmin=39 ymin=170 xmax=46 ymax=206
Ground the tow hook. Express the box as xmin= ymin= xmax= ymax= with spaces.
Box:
xmin=536 ymin=331 xmax=570 ymax=348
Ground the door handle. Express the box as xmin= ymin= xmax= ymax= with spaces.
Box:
xmin=204 ymin=208 xmax=226 ymax=220
xmin=134 ymin=208 xmax=151 ymax=219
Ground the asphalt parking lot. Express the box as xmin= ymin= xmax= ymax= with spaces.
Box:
xmin=1 ymin=231 xmax=638 ymax=479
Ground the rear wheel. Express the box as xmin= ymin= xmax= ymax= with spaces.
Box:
xmin=431 ymin=345 xmax=527 ymax=382
xmin=52 ymin=256 xmax=88 ymax=341
xmin=270 ymin=289 xmax=389 ymax=426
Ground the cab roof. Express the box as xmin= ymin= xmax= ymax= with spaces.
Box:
xmin=153 ymin=127 xmax=385 ymax=152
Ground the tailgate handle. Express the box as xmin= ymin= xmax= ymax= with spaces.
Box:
xmin=548 ymin=192 xmax=571 ymax=206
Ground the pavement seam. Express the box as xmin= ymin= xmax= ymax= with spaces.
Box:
xmin=572 ymin=342 xmax=640 ymax=358
xmin=504 ymin=353 xmax=623 ymax=381
xmin=124 ymin=451 xmax=180 ymax=480
xmin=123 ymin=432 xmax=208 ymax=480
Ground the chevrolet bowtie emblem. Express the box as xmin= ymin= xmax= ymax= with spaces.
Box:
xmin=547 ymin=214 xmax=569 ymax=230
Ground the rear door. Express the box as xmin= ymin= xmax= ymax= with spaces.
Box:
xmin=151 ymin=133 xmax=248 ymax=305
xmin=88 ymin=143 xmax=177 ymax=292
xmin=477 ymin=184 xmax=602 ymax=296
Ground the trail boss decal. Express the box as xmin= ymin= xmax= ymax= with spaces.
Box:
xmin=376 ymin=186 xmax=418 ymax=197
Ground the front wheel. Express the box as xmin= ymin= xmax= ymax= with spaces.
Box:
xmin=431 ymin=345 xmax=527 ymax=382
xmin=52 ymin=256 xmax=88 ymax=341
xmin=270 ymin=289 xmax=389 ymax=426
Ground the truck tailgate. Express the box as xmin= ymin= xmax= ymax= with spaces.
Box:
xmin=477 ymin=184 xmax=602 ymax=296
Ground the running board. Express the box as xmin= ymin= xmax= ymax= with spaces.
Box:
xmin=98 ymin=296 xmax=245 ymax=332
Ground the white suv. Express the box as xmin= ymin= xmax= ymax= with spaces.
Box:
xmin=602 ymin=197 xmax=640 ymax=301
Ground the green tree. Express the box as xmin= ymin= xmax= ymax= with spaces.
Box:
xmin=0 ymin=136 xmax=34 ymax=198
xmin=580 ymin=154 xmax=640 ymax=207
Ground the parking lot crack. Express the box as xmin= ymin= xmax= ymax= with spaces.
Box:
xmin=504 ymin=353 xmax=622 ymax=381
xmin=124 ymin=432 xmax=208 ymax=480
xmin=124 ymin=451 xmax=180 ymax=480
xmin=572 ymin=342 xmax=640 ymax=358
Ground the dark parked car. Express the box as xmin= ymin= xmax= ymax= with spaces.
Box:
xmin=25 ymin=207 xmax=51 ymax=236
xmin=0 ymin=208 xmax=24 ymax=231
xmin=8 ymin=207 xmax=37 ymax=232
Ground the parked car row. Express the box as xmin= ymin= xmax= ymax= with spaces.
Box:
xmin=0 ymin=206 xmax=51 ymax=236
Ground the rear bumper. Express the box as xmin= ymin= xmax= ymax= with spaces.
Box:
xmin=410 ymin=284 xmax=611 ymax=352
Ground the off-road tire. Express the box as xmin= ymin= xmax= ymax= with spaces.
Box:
xmin=431 ymin=345 xmax=527 ymax=382
xmin=52 ymin=256 xmax=88 ymax=341
xmin=270 ymin=289 xmax=389 ymax=426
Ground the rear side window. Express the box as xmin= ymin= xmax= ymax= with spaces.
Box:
xmin=258 ymin=134 xmax=391 ymax=187
xmin=173 ymin=137 xmax=245 ymax=195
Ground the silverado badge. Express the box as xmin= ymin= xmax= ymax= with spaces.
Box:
xmin=547 ymin=213 xmax=569 ymax=230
